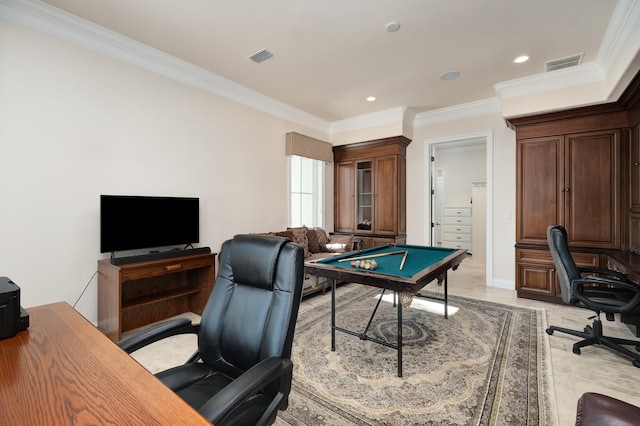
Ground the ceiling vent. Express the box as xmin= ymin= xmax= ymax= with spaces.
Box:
xmin=248 ymin=49 xmax=274 ymax=63
xmin=545 ymin=53 xmax=583 ymax=72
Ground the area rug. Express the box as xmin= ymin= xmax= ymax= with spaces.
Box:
xmin=276 ymin=284 xmax=557 ymax=426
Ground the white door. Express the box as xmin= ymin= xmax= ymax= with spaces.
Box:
xmin=430 ymin=147 xmax=445 ymax=246
xmin=471 ymin=182 xmax=486 ymax=262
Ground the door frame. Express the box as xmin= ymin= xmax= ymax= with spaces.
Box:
xmin=424 ymin=131 xmax=493 ymax=286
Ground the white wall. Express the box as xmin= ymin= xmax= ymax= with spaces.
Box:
xmin=407 ymin=112 xmax=516 ymax=289
xmin=0 ymin=19 xmax=326 ymax=322
xmin=436 ymin=146 xmax=486 ymax=208
xmin=3 ymin=8 xmax=637 ymax=320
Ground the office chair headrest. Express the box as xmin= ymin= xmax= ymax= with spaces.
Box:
xmin=230 ymin=234 xmax=289 ymax=291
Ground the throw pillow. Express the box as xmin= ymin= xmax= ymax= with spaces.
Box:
xmin=325 ymin=234 xmax=353 ymax=253
xmin=306 ymin=228 xmax=322 ymax=253
xmin=271 ymin=230 xmax=294 ymax=240
xmin=287 ymin=226 xmax=310 ymax=258
xmin=315 ymin=229 xmax=331 ymax=252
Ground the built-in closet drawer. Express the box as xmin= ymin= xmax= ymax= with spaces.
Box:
xmin=442 ymin=207 xmax=472 ymax=252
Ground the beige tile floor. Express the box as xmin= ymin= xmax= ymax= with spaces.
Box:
xmin=131 ymin=254 xmax=640 ymax=425
xmin=436 ymin=255 xmax=640 ymax=425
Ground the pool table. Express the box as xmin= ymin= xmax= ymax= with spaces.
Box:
xmin=304 ymin=243 xmax=467 ymax=377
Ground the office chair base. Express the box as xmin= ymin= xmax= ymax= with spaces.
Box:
xmin=546 ymin=319 xmax=640 ymax=368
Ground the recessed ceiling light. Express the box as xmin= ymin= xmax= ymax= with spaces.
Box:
xmin=385 ymin=21 xmax=401 ymax=32
xmin=439 ymin=71 xmax=460 ymax=81
xmin=514 ymin=55 xmax=529 ymax=64
xmin=366 ymin=96 xmax=376 ymax=102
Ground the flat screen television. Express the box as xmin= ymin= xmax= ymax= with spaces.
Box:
xmin=100 ymin=195 xmax=199 ymax=254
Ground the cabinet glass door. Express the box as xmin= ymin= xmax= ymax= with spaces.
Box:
xmin=357 ymin=161 xmax=373 ymax=230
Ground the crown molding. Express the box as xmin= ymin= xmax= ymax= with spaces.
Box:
xmin=597 ymin=0 xmax=640 ymax=75
xmin=494 ymin=62 xmax=605 ymax=101
xmin=3 ymin=0 xmax=637 ymax=135
xmin=0 ymin=0 xmax=330 ymax=133
xmin=329 ymin=106 xmax=408 ymax=134
xmin=495 ymin=0 xmax=640 ymax=103
xmin=413 ymin=98 xmax=502 ymax=127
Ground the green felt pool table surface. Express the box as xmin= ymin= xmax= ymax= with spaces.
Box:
xmin=315 ymin=244 xmax=456 ymax=278
xmin=306 ymin=243 xmax=467 ymax=294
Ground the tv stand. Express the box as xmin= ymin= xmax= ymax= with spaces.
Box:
xmin=98 ymin=251 xmax=216 ymax=342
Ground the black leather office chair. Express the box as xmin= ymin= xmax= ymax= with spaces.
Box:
xmin=118 ymin=234 xmax=305 ymax=425
xmin=546 ymin=225 xmax=640 ymax=368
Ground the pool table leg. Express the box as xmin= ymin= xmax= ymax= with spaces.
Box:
xmin=444 ymin=271 xmax=448 ymax=319
xmin=397 ymin=296 xmax=403 ymax=377
xmin=331 ymin=278 xmax=336 ymax=351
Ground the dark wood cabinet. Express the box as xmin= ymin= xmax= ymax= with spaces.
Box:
xmin=515 ymin=247 xmax=599 ymax=300
xmin=517 ymin=129 xmax=620 ymax=249
xmin=631 ymin=126 xmax=640 ymax=212
xmin=565 ymin=130 xmax=620 ymax=248
xmin=98 ymin=252 xmax=215 ymax=342
xmin=334 ymin=160 xmax=355 ymax=233
xmin=517 ymin=136 xmax=563 ymax=245
xmin=333 ymin=136 xmax=410 ymax=247
xmin=510 ymin=106 xmax=627 ymax=301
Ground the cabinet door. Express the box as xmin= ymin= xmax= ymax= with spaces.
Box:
xmin=516 ymin=248 xmax=598 ymax=298
xmin=356 ymin=160 xmax=374 ymax=232
xmin=374 ymin=155 xmax=398 ymax=235
xmin=335 ymin=161 xmax=355 ymax=233
xmin=515 ymin=248 xmax=557 ymax=296
xmin=517 ymin=136 xmax=564 ymax=244
xmin=630 ymin=213 xmax=640 ymax=254
xmin=565 ymin=130 xmax=620 ymax=248
xmin=631 ymin=125 xmax=640 ymax=210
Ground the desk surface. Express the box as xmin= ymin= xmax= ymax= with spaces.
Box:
xmin=306 ymin=244 xmax=467 ymax=293
xmin=0 ymin=302 xmax=210 ymax=425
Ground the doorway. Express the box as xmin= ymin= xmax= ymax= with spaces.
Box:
xmin=426 ymin=132 xmax=492 ymax=285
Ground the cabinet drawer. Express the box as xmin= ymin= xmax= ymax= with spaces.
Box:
xmin=606 ymin=257 xmax=640 ymax=284
xmin=443 ymin=216 xmax=472 ymax=226
xmin=443 ymin=241 xmax=472 ymax=251
xmin=443 ymin=208 xmax=471 ymax=217
xmin=444 ymin=233 xmax=472 ymax=243
xmin=120 ymin=255 xmax=215 ymax=281
xmin=443 ymin=224 xmax=472 ymax=234
xmin=516 ymin=248 xmax=599 ymax=267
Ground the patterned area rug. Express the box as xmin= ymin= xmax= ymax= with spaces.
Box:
xmin=276 ymin=284 xmax=557 ymax=426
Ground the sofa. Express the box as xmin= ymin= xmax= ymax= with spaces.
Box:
xmin=263 ymin=227 xmax=354 ymax=296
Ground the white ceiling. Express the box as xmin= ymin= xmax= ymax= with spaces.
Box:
xmin=37 ymin=0 xmax=622 ymax=122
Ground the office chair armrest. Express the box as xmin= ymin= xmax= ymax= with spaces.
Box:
xmin=577 ymin=266 xmax=631 ymax=282
xmin=573 ymin=276 xmax=640 ymax=313
xmin=575 ymin=275 xmax=640 ymax=293
xmin=197 ymin=357 xmax=293 ymax=425
xmin=117 ymin=318 xmax=199 ymax=354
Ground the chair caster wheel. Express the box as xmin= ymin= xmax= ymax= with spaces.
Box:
xmin=573 ymin=345 xmax=581 ymax=355
xmin=546 ymin=329 xmax=554 ymax=335
xmin=633 ymin=360 xmax=640 ymax=368
xmin=584 ymin=325 xmax=592 ymax=333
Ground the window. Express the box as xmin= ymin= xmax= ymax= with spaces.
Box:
xmin=289 ymin=155 xmax=324 ymax=227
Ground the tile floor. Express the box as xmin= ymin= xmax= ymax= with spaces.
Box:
xmin=131 ymin=254 xmax=640 ymax=425
xmin=436 ymin=255 xmax=640 ymax=425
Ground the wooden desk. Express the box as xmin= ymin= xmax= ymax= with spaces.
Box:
xmin=0 ymin=302 xmax=210 ymax=425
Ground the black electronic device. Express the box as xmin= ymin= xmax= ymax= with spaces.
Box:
xmin=0 ymin=277 xmax=28 ymax=339
xmin=100 ymin=195 xmax=200 ymax=255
